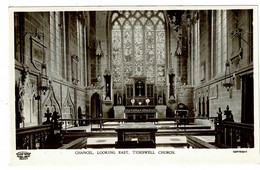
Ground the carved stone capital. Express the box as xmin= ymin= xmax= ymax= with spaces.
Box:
xmin=104 ymin=69 xmax=111 ymax=76
xmin=168 ymin=68 xmax=175 ymax=75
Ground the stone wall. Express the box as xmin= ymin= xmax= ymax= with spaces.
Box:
xmin=15 ymin=10 xmax=252 ymax=124
xmin=14 ymin=12 xmax=88 ymax=128
xmin=192 ymin=10 xmax=253 ymax=122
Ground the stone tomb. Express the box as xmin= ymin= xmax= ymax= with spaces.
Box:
xmin=115 ymin=123 xmax=158 ymax=148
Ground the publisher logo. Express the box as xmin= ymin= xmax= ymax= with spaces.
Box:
xmin=16 ymin=151 xmax=31 ymax=160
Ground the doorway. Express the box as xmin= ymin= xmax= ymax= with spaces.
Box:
xmin=78 ymin=106 xmax=83 ymax=126
xmin=241 ymin=74 xmax=254 ymax=124
xmin=91 ymin=93 xmax=101 ymax=118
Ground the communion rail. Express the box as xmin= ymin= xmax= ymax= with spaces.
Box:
xmin=59 ymin=117 xmax=218 ymax=132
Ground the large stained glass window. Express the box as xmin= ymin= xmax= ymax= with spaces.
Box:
xmin=111 ymin=10 xmax=166 ymax=85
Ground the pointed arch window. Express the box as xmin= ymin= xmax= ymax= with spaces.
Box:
xmin=111 ymin=10 xmax=166 ymax=85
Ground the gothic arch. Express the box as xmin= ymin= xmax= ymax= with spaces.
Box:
xmin=107 ymin=10 xmax=171 ymax=86
xmin=42 ymin=88 xmax=61 ymax=122
xmin=62 ymin=88 xmax=75 ymax=119
xmin=91 ymin=92 xmax=102 ymax=118
xmin=29 ymin=92 xmax=38 ymax=125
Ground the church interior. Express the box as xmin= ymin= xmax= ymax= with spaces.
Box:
xmin=14 ymin=9 xmax=254 ymax=149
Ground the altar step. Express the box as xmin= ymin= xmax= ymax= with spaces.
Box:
xmin=90 ymin=125 xmax=212 ymax=131
xmin=154 ymin=121 xmax=177 ymax=125
xmin=157 ymin=125 xmax=211 ymax=130
xmin=81 ymin=136 xmax=215 ymax=149
xmin=62 ymin=129 xmax=216 ymax=145
xmin=156 ymin=130 xmax=216 ymax=136
xmin=62 ymin=123 xmax=213 ymax=136
xmin=102 ymin=122 xmax=121 ymax=126
xmin=86 ymin=136 xmax=188 ymax=148
xmin=61 ymin=131 xmax=216 ymax=149
xmin=101 ymin=121 xmax=178 ymax=126
xmin=61 ymin=122 xmax=214 ymax=145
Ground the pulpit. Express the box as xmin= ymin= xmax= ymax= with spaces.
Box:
xmin=115 ymin=123 xmax=158 ymax=148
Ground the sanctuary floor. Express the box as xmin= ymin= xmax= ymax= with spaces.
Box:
xmin=62 ymin=121 xmax=215 ymax=149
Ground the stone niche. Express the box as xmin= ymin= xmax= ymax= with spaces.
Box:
xmin=176 ymin=86 xmax=194 ymax=117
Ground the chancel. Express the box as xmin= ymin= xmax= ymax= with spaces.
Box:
xmin=14 ymin=8 xmax=254 ymax=149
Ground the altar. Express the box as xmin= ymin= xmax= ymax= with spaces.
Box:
xmin=125 ymin=106 xmax=156 ymax=121
xmin=115 ymin=123 xmax=158 ymax=148
xmin=114 ymin=105 xmax=166 ymax=120
xmin=113 ymin=76 xmax=167 ymax=120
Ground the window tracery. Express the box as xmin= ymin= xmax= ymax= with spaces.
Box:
xmin=111 ymin=10 xmax=166 ymax=85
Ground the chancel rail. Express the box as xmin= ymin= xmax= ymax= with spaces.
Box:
xmin=16 ymin=117 xmax=254 ymax=149
xmin=59 ymin=117 xmax=218 ymax=132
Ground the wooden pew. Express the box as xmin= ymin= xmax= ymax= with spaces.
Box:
xmin=59 ymin=137 xmax=88 ymax=149
xmin=186 ymin=136 xmax=217 ymax=148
